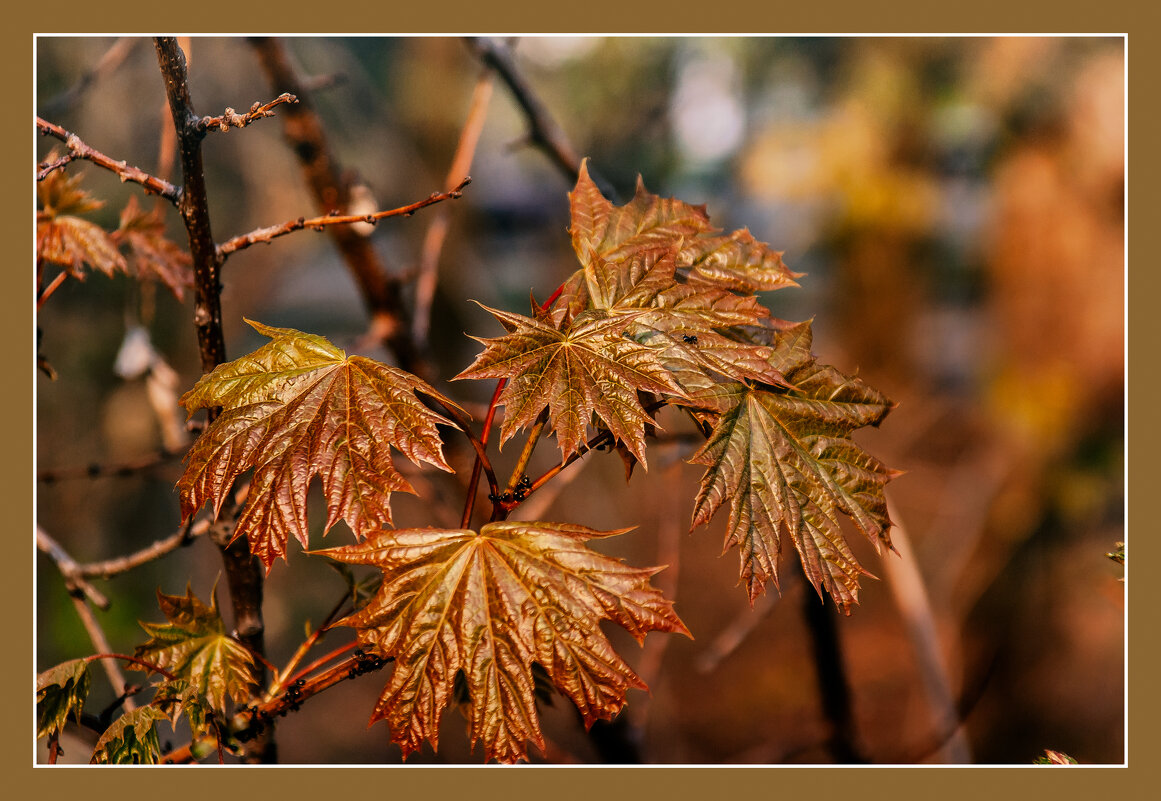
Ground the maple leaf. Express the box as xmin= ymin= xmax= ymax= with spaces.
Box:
xmin=113 ymin=195 xmax=194 ymax=301
xmin=36 ymin=658 xmax=91 ymax=740
xmin=90 ymin=707 xmax=168 ymax=764
xmin=566 ymin=159 xmax=799 ymax=299
xmin=132 ymin=586 xmax=258 ymax=713
xmin=316 ymin=522 xmax=689 ymax=763
xmin=557 ymin=163 xmax=798 ymax=395
xmin=454 ymin=305 xmax=685 ymax=465
xmin=178 ymin=320 xmax=456 ymax=567
xmin=36 ymin=163 xmax=126 ymax=279
xmin=688 ymin=322 xmax=898 ymax=611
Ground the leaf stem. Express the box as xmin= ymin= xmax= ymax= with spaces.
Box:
xmin=83 ymin=653 xmax=177 ymax=681
xmin=460 ymin=378 xmax=506 ymax=528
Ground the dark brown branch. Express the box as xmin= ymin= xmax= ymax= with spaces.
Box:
xmin=154 ymin=38 xmax=226 ymax=374
xmin=464 ymin=37 xmax=617 ymax=199
xmin=248 ymin=36 xmax=422 ymax=375
xmin=217 ymin=177 xmax=470 ymax=260
xmin=35 ymin=117 xmax=181 ymax=203
xmin=197 ymin=92 xmax=298 ymax=134
xmin=154 ymin=37 xmax=274 ymax=764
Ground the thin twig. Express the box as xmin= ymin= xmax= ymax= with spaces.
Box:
xmin=880 ymin=498 xmax=972 ymax=763
xmin=464 ymin=38 xmax=617 ymax=199
xmin=216 ymin=177 xmax=470 ymax=260
xmin=79 ymin=519 xmax=207 ymax=580
xmin=38 ymin=37 xmax=139 ymax=118
xmin=37 ymin=528 xmax=111 ymax=610
xmin=196 ymin=92 xmax=297 ymax=133
xmin=37 ymin=447 xmax=186 ymax=483
xmin=413 ymin=71 xmax=494 ymax=347
xmin=248 ymin=36 xmax=424 ymax=376
xmin=35 ymin=117 xmax=181 ymax=204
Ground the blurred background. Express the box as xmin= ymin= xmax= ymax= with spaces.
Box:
xmin=35 ymin=36 xmax=1124 ymax=765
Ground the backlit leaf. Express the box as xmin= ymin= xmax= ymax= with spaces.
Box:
xmin=113 ymin=196 xmax=193 ymax=301
xmin=36 ymin=658 xmax=91 ymax=740
xmin=133 ymin=586 xmax=257 ymax=714
xmin=178 ymin=320 xmax=456 ymax=567
xmin=567 ymin=159 xmax=799 ymax=299
xmin=90 ymin=707 xmax=168 ymax=764
xmin=455 ymin=305 xmax=685 ymax=465
xmin=689 ymin=321 xmax=897 ymax=611
xmin=317 ymin=521 xmax=689 ymax=763
xmin=36 ymin=165 xmax=125 ymax=279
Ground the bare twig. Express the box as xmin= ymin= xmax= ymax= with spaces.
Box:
xmin=694 ymin=588 xmax=784 ymax=674
xmin=35 ymin=117 xmax=181 ymax=204
xmin=38 ymin=529 xmax=136 ymax=711
xmin=38 ymin=446 xmax=185 ymax=483
xmin=248 ymin=36 xmax=423 ymax=375
xmin=38 ymin=37 xmax=140 ymax=118
xmin=464 ymin=37 xmax=617 ymax=199
xmin=78 ymin=519 xmax=208 ymax=580
xmin=216 ymin=177 xmax=470 ymax=260
xmin=197 ymin=92 xmax=298 ymax=133
xmin=880 ymin=498 xmax=972 ymax=763
xmin=36 ymin=528 xmax=111 ymax=609
xmin=413 ymin=71 xmax=494 ymax=347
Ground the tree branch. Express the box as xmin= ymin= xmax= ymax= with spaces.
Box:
xmin=196 ymin=92 xmax=298 ymax=134
xmin=413 ymin=71 xmax=495 ymax=349
xmin=35 ymin=117 xmax=181 ymax=203
xmin=216 ymin=177 xmax=470 ymax=260
xmin=248 ymin=36 xmax=423 ymax=375
xmin=154 ymin=36 xmax=274 ymax=764
xmin=464 ymin=37 xmax=617 ymax=199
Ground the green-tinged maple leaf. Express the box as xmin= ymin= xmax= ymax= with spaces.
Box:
xmin=90 ymin=707 xmax=168 ymax=764
xmin=316 ymin=522 xmax=690 ymax=764
xmin=454 ymin=305 xmax=685 ymax=465
xmin=36 ymin=164 xmax=126 ymax=279
xmin=113 ymin=195 xmax=193 ymax=301
xmin=178 ymin=319 xmax=456 ymax=567
xmin=689 ymin=321 xmax=897 ymax=611
xmin=151 ymin=679 xmax=212 ymax=736
xmin=36 ymin=658 xmax=91 ymax=740
xmin=132 ymin=586 xmax=257 ymax=714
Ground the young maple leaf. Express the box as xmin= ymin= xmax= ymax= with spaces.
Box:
xmin=567 ymin=159 xmax=800 ymax=297
xmin=454 ymin=304 xmax=685 ymax=465
xmin=557 ymin=163 xmax=798 ymax=392
xmin=90 ymin=707 xmax=168 ymax=764
xmin=113 ymin=195 xmax=194 ymax=301
xmin=132 ymin=586 xmax=258 ymax=714
xmin=36 ymin=659 xmax=91 ymax=741
xmin=36 ymin=163 xmax=126 ymax=279
xmin=689 ymin=322 xmax=898 ymax=611
xmin=178 ymin=320 xmax=456 ymax=568
xmin=316 ymin=522 xmax=690 ymax=764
